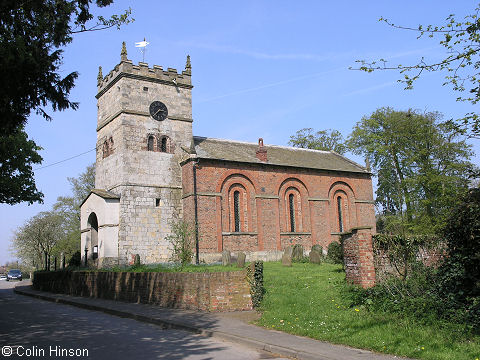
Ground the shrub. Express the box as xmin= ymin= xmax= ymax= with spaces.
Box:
xmin=373 ymin=233 xmax=439 ymax=280
xmin=326 ymin=241 xmax=343 ymax=264
xmin=165 ymin=220 xmax=195 ymax=266
xmin=437 ymin=188 xmax=480 ymax=330
xmin=246 ymin=261 xmax=265 ymax=308
xmin=68 ymin=251 xmax=81 ymax=267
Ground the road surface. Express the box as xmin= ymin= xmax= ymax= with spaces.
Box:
xmin=0 ymin=280 xmax=286 ymax=360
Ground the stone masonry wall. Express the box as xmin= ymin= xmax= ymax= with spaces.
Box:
xmin=116 ymin=185 xmax=182 ymax=265
xmin=33 ymin=270 xmax=252 ymax=312
xmin=91 ymin=56 xmax=193 ymax=266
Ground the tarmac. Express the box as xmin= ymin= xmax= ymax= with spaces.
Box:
xmin=14 ymin=283 xmax=408 ymax=360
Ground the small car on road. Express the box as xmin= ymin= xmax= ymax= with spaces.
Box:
xmin=6 ymin=269 xmax=22 ymax=281
xmin=0 ymin=274 xmax=6 ymax=281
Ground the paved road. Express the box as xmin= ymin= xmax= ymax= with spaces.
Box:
xmin=0 ymin=281 xmax=286 ymax=360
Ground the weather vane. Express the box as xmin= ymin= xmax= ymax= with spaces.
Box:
xmin=135 ymin=38 xmax=149 ymax=62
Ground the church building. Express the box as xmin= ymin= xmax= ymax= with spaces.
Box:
xmin=80 ymin=43 xmax=376 ymax=267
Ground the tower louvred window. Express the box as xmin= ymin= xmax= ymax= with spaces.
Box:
xmin=147 ymin=135 xmax=155 ymax=151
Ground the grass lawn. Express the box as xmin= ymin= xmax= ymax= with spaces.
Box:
xmin=257 ymin=262 xmax=480 ymax=360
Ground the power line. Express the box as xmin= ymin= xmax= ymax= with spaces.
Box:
xmin=34 ymin=148 xmax=96 ymax=171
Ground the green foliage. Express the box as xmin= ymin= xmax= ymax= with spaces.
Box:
xmin=437 ymin=188 xmax=480 ymax=329
xmin=10 ymin=164 xmax=94 ymax=267
xmin=348 ymin=107 xmax=475 ymax=234
xmin=373 ymin=233 xmax=439 ymax=280
xmin=52 ymin=164 xmax=95 ymax=262
xmin=326 ymin=241 xmax=343 ymax=264
xmin=165 ymin=220 xmax=195 ymax=266
xmin=288 ymin=128 xmax=347 ymax=154
xmin=246 ymin=261 xmax=265 ymax=308
xmin=259 ymin=262 xmax=480 ymax=359
xmin=0 ymin=1 xmax=132 ymax=204
xmin=0 ymin=126 xmax=43 ymax=204
xmin=352 ymin=3 xmax=480 ymax=137
xmin=11 ymin=211 xmax=66 ymax=269
xmin=68 ymin=251 xmax=81 ymax=267
xmin=352 ymin=189 xmax=480 ymax=333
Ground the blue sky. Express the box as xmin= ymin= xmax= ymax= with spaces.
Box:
xmin=1 ymin=1 xmax=478 ymax=264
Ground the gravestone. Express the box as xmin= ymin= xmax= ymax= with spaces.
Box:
xmin=237 ymin=252 xmax=246 ymax=267
xmin=281 ymin=253 xmax=292 ymax=267
xmin=134 ymin=254 xmax=141 ymax=266
xmin=309 ymin=249 xmax=322 ymax=264
xmin=292 ymin=244 xmax=304 ymax=262
xmin=311 ymin=244 xmax=323 ymax=254
xmin=284 ymin=245 xmax=293 ymax=257
xmin=222 ymin=250 xmax=231 ymax=266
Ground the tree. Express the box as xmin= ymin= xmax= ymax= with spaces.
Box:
xmin=0 ymin=126 xmax=43 ymax=204
xmin=53 ymin=164 xmax=95 ymax=262
xmin=348 ymin=107 xmax=475 ymax=234
xmin=0 ymin=0 xmax=132 ymax=204
xmin=352 ymin=3 xmax=480 ymax=137
xmin=437 ymin=188 xmax=480 ymax=329
xmin=11 ymin=211 xmax=66 ymax=269
xmin=288 ymin=128 xmax=347 ymax=154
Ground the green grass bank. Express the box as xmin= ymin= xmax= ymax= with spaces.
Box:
xmin=257 ymin=262 xmax=480 ymax=360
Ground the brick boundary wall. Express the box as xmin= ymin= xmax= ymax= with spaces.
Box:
xmin=341 ymin=227 xmax=376 ymax=288
xmin=32 ymin=270 xmax=252 ymax=312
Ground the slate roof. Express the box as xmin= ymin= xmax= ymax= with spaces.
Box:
xmin=80 ymin=189 xmax=120 ymax=207
xmin=91 ymin=189 xmax=120 ymax=199
xmin=192 ymin=136 xmax=368 ymax=174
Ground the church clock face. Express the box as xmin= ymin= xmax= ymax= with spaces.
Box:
xmin=149 ymin=101 xmax=168 ymax=121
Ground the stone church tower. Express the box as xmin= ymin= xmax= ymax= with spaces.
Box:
xmin=80 ymin=43 xmax=193 ymax=267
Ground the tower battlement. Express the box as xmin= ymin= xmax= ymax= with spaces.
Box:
xmin=96 ymin=42 xmax=192 ymax=99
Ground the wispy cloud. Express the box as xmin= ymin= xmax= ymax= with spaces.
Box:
xmin=197 ymin=67 xmax=345 ymax=103
xmin=179 ymin=41 xmax=353 ymax=62
xmin=343 ymin=81 xmax=398 ymax=97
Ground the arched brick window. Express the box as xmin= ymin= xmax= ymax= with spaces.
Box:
xmin=337 ymin=196 xmax=344 ymax=232
xmin=278 ymin=179 xmax=309 ymax=234
xmin=220 ymin=174 xmax=256 ymax=236
xmin=334 ymin=191 xmax=349 ymax=233
xmin=289 ymin=193 xmax=296 ymax=232
xmin=147 ymin=135 xmax=155 ymax=151
xmin=328 ymin=182 xmax=356 ymax=235
xmin=283 ymin=187 xmax=303 ymax=232
xmin=234 ymin=190 xmax=240 ymax=232
xmin=228 ymin=185 xmax=248 ymax=232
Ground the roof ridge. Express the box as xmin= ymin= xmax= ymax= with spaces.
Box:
xmin=193 ymin=136 xmax=332 ymax=154
xmin=329 ymin=151 xmax=367 ymax=171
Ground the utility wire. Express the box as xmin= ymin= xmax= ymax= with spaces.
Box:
xmin=34 ymin=148 xmax=96 ymax=171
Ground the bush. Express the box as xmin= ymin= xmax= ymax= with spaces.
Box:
xmin=326 ymin=241 xmax=343 ymax=264
xmin=437 ymin=188 xmax=480 ymax=330
xmin=165 ymin=220 xmax=195 ymax=266
xmin=246 ymin=261 xmax=265 ymax=308
xmin=68 ymin=251 xmax=81 ymax=267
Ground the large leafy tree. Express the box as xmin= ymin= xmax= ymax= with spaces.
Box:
xmin=0 ymin=126 xmax=43 ymax=204
xmin=353 ymin=3 xmax=480 ymax=138
xmin=53 ymin=163 xmax=95 ymax=261
xmin=348 ymin=107 xmax=475 ymax=234
xmin=11 ymin=164 xmax=95 ymax=267
xmin=288 ymin=128 xmax=347 ymax=154
xmin=11 ymin=211 xmax=66 ymax=269
xmin=0 ymin=0 xmax=131 ymax=204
